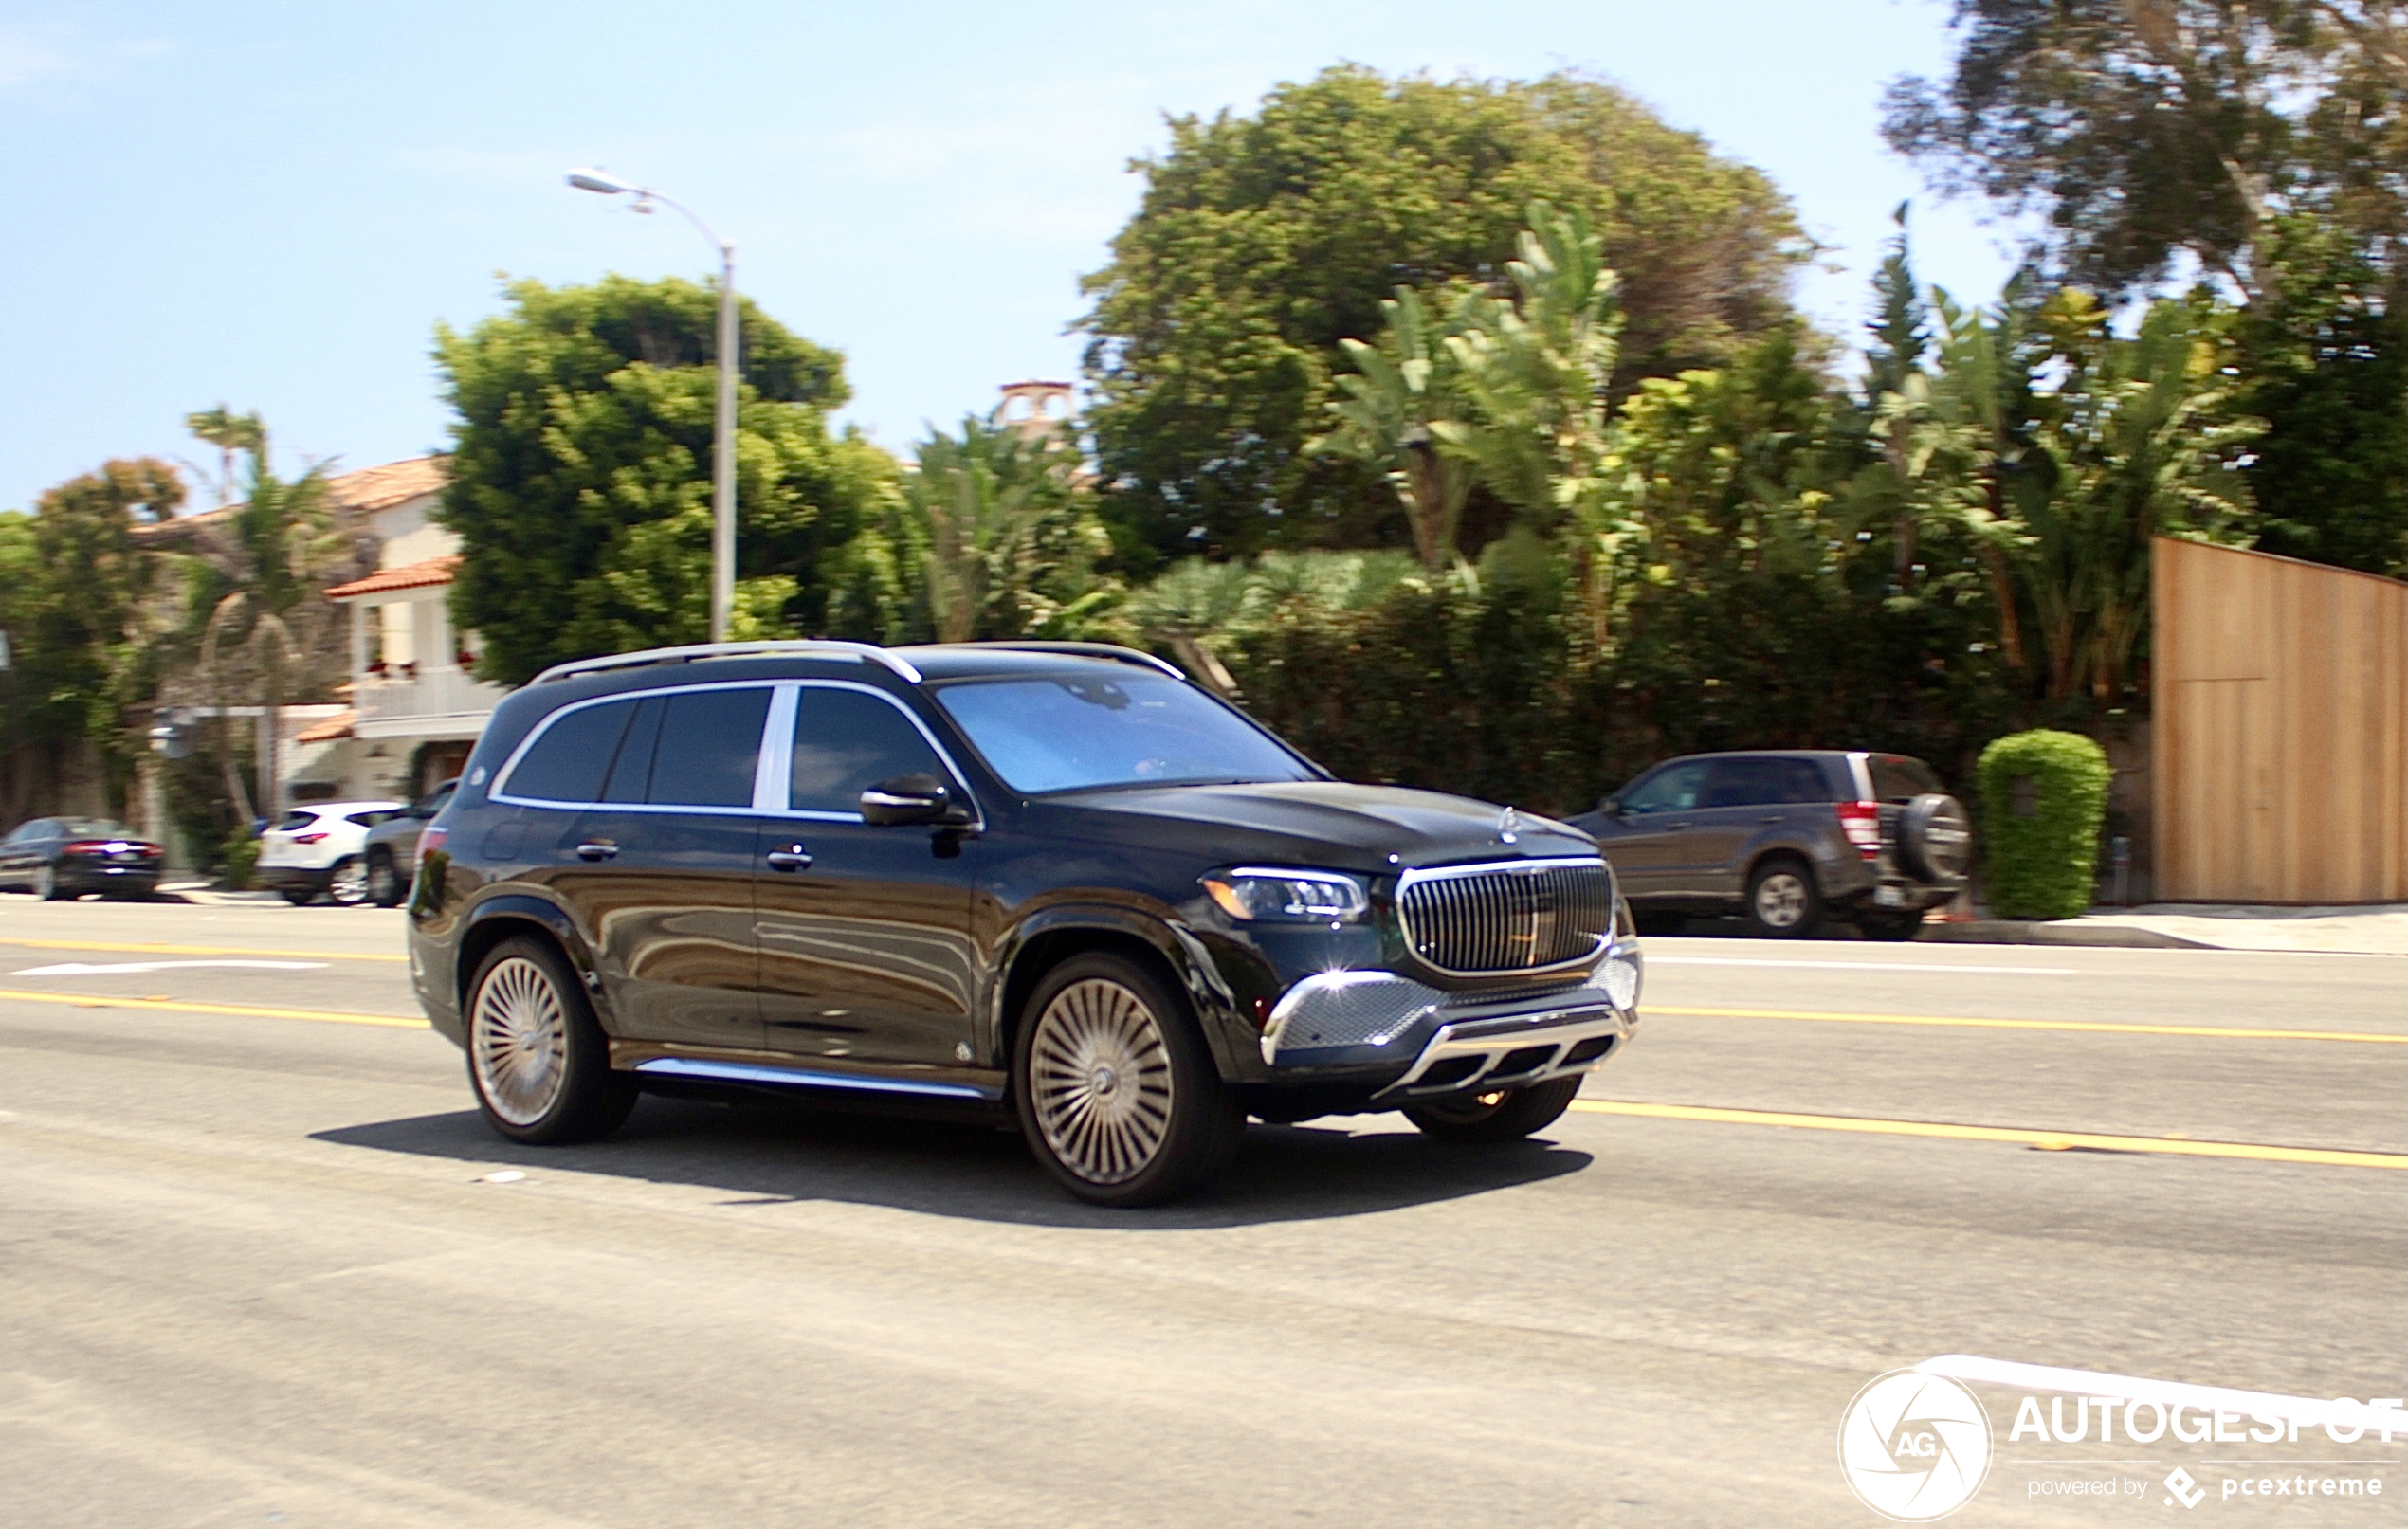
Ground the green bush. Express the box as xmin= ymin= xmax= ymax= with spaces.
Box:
xmin=217 ymin=828 xmax=259 ymax=891
xmin=1976 ymin=729 xmax=2110 ymax=920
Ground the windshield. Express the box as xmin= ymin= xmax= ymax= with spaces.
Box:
xmin=934 ymin=673 xmax=1316 ymax=795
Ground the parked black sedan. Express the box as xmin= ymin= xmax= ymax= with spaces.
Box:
xmin=0 ymin=817 xmax=165 ymax=901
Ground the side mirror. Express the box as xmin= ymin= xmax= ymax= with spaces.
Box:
xmin=860 ymin=772 xmax=959 ymax=827
xmin=1598 ymin=796 xmax=1622 ymax=817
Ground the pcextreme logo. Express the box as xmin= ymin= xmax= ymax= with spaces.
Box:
xmin=1838 ymin=1369 xmax=1995 ymax=1522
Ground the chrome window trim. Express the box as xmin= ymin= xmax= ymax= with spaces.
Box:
xmin=1394 ymin=856 xmax=1616 ymax=980
xmin=779 ymin=679 xmax=984 ymax=829
xmin=491 ymin=680 xmax=781 ymax=813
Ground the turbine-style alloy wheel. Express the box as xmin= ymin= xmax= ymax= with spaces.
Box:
xmin=1028 ymin=978 xmax=1175 ymax=1185
xmin=461 ymin=937 xmax=637 ymax=1145
xmin=471 ymin=956 xmax=571 ymax=1127
xmin=1013 ymin=953 xmax=1244 ymax=1207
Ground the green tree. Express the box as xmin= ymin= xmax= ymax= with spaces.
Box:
xmin=1884 ymin=0 xmax=2407 ymax=300
xmin=435 ymin=275 xmax=896 ymax=684
xmin=1079 ymin=64 xmax=1809 ymax=561
xmin=836 ymin=416 xmax=1119 ymax=645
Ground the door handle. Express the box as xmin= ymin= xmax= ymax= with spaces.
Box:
xmin=575 ymin=840 xmax=618 ymax=861
xmin=765 ymin=846 xmax=812 ymax=871
xmin=1667 ymin=821 xmax=1691 ymax=830
xmin=1760 ymin=814 xmax=1782 ymax=824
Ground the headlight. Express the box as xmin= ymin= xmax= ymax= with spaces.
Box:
xmin=1201 ymin=868 xmax=1369 ymax=923
xmin=1602 ymin=949 xmax=1642 ymax=1010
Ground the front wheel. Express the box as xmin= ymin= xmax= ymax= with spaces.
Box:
xmin=465 ymin=937 xmax=636 ymax=1145
xmin=327 ymin=855 xmax=370 ymax=907
xmin=366 ymin=851 xmax=406 ymax=908
xmin=1403 ymin=1077 xmax=1584 ymax=1143
xmin=1744 ymin=857 xmax=1822 ymax=938
xmin=1015 ymin=952 xmax=1245 ymax=1208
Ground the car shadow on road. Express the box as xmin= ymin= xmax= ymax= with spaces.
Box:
xmin=313 ymin=1093 xmax=1594 ymax=1229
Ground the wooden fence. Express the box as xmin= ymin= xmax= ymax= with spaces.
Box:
xmin=2153 ymin=537 xmax=2408 ymax=904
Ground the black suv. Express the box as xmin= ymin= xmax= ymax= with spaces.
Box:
xmin=1569 ymin=750 xmax=1970 ymax=940
xmin=407 ymin=641 xmax=1643 ymax=1206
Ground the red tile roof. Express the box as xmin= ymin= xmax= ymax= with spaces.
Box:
xmin=324 ymin=555 xmax=461 ymax=600
xmin=136 ymin=455 xmax=449 ymax=537
xmin=294 ymin=709 xmax=357 ymax=743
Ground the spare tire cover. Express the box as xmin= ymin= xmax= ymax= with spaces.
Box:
xmin=1898 ymin=793 xmax=1973 ymax=882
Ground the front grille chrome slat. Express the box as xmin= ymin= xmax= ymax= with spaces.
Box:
xmin=1396 ymin=858 xmax=1614 ymax=976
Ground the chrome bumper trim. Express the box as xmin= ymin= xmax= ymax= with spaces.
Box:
xmin=1370 ymin=1005 xmax=1635 ymax=1101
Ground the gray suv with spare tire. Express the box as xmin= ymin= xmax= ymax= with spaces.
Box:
xmin=1568 ymin=751 xmax=1970 ymax=939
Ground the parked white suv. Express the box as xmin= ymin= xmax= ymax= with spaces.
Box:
xmin=254 ymin=801 xmax=404 ymax=906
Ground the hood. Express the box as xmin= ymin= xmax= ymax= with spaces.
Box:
xmin=1031 ymin=780 xmax=1596 ymax=872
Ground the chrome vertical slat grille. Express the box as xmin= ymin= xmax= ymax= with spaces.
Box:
xmin=1396 ymin=859 xmax=1614 ymax=975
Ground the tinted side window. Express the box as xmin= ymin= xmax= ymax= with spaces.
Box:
xmin=1620 ymin=761 xmax=1709 ymax=814
xmin=506 ymin=699 xmax=640 ymax=804
xmin=791 ymin=688 xmax=945 ymax=813
xmin=1779 ymin=759 xmax=1834 ymax=803
xmin=1869 ymin=755 xmax=1944 ymax=802
xmin=648 ymin=687 xmax=773 ymax=809
xmin=272 ymin=810 xmax=317 ymax=832
xmin=345 ymin=811 xmax=394 ymax=829
xmin=1704 ymin=758 xmax=1792 ymax=809
xmin=599 ymin=698 xmax=666 ymax=804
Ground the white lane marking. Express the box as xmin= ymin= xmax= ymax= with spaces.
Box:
xmin=1917 ymin=1355 xmax=2406 ymax=1433
xmin=1649 ymin=957 xmax=2075 ymax=974
xmin=10 ymin=959 xmax=328 ymax=975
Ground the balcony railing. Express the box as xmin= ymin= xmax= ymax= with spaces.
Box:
xmin=354 ymin=664 xmax=509 ymax=736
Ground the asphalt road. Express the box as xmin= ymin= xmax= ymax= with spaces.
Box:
xmin=3 ymin=896 xmax=2401 ymax=1528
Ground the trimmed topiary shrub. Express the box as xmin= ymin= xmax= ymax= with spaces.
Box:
xmin=1976 ymin=729 xmax=2111 ymax=920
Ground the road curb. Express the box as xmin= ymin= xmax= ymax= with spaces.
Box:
xmin=1922 ymin=919 xmax=2216 ymax=951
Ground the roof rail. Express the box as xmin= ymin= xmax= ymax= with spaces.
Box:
xmin=971 ymin=642 xmax=1188 ymax=681
xmin=531 ymin=640 xmax=923 ymax=686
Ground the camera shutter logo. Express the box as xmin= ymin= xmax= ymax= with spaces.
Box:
xmin=1838 ymin=1370 xmax=1994 ymax=1521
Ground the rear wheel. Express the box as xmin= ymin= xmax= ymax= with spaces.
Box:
xmin=1858 ymin=909 xmax=1927 ymax=941
xmin=1744 ymin=856 xmax=1822 ymax=938
xmin=34 ymin=865 xmax=65 ymax=901
xmin=1403 ymin=1077 xmax=1584 ymax=1143
xmin=465 ymin=937 xmax=636 ymax=1145
xmin=327 ymin=855 xmax=369 ymax=907
xmin=1015 ymin=952 xmax=1244 ymax=1208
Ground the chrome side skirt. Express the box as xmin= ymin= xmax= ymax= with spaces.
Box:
xmin=625 ymin=1053 xmax=1001 ymax=1101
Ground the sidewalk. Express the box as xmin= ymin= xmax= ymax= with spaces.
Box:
xmin=1929 ymin=902 xmax=2408 ymax=956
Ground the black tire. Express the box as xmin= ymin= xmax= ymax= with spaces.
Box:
xmin=280 ymin=886 xmax=317 ymax=907
xmin=464 ymin=936 xmax=636 ymax=1146
xmin=1744 ymin=855 xmax=1823 ymax=938
xmin=1858 ymin=909 xmax=1927 ymax=941
xmin=1013 ymin=951 xmax=1245 ymax=1208
xmin=327 ymin=855 xmax=370 ymax=907
xmin=366 ymin=851 xmax=407 ymax=908
xmin=34 ymin=865 xmax=66 ymax=901
xmin=1403 ymin=1076 xmax=1584 ymax=1143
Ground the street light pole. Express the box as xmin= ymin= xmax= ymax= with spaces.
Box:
xmin=568 ymin=169 xmax=739 ymax=643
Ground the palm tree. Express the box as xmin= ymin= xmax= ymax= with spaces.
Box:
xmin=1307 ymin=288 xmax=1475 ymax=572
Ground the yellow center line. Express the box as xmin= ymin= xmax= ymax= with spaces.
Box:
xmin=1569 ymin=1100 xmax=2407 ymax=1170
xmin=0 ymin=988 xmax=429 ymax=1029
xmin=1650 ymin=1004 xmax=2406 ymax=1045
xmin=0 ymin=937 xmax=408 ymax=964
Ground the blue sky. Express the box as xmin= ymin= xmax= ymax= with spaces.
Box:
xmin=0 ymin=0 xmax=2027 ymax=514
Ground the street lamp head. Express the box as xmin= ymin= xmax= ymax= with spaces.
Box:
xmin=566 ymin=168 xmax=637 ymax=195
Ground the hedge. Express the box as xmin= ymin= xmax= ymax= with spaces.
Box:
xmin=1975 ymin=729 xmax=2110 ymax=920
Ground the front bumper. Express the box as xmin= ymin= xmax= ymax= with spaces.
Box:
xmin=1257 ymin=942 xmax=1643 ymax=1098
